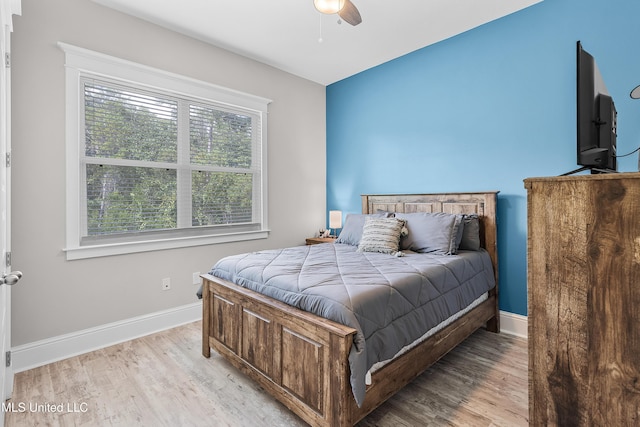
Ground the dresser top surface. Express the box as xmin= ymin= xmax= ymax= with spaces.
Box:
xmin=524 ymin=172 xmax=640 ymax=186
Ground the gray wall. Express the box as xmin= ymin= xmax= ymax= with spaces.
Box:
xmin=10 ymin=0 xmax=326 ymax=346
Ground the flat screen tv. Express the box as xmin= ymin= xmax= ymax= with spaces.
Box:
xmin=565 ymin=41 xmax=617 ymax=175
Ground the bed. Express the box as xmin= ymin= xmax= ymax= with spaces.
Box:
xmin=200 ymin=192 xmax=499 ymax=426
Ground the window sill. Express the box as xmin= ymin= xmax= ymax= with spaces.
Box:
xmin=64 ymin=230 xmax=269 ymax=260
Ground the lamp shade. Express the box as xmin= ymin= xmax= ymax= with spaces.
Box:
xmin=314 ymin=0 xmax=345 ymax=14
xmin=329 ymin=210 xmax=342 ymax=229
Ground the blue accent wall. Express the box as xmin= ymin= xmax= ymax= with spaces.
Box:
xmin=326 ymin=0 xmax=640 ymax=316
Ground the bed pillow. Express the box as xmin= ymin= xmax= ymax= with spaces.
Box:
xmin=336 ymin=213 xmax=387 ymax=246
xmin=458 ymin=214 xmax=481 ymax=251
xmin=396 ymin=212 xmax=464 ymax=255
xmin=357 ymin=217 xmax=407 ymax=255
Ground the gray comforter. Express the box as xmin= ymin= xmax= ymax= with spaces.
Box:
xmin=208 ymin=242 xmax=496 ymax=407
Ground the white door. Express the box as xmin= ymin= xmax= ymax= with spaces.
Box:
xmin=0 ymin=1 xmax=21 ymax=422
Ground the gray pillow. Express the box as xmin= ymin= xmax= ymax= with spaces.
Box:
xmin=357 ymin=217 xmax=406 ymax=254
xmin=335 ymin=213 xmax=387 ymax=246
xmin=459 ymin=214 xmax=481 ymax=251
xmin=396 ymin=212 xmax=463 ymax=255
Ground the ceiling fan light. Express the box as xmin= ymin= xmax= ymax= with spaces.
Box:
xmin=314 ymin=0 xmax=345 ymax=14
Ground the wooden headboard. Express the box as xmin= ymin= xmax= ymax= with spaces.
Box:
xmin=361 ymin=192 xmax=499 ymax=295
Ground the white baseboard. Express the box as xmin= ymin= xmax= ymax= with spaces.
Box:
xmin=499 ymin=310 xmax=528 ymax=339
xmin=11 ymin=304 xmax=526 ymax=373
xmin=11 ymin=302 xmax=201 ymax=373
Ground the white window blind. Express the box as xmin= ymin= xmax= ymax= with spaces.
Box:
xmin=83 ymin=81 xmax=179 ymax=238
xmin=189 ymin=103 xmax=260 ymax=228
xmin=60 ymin=43 xmax=270 ymax=259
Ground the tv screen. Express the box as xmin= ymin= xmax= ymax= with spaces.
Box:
xmin=571 ymin=41 xmax=617 ymax=175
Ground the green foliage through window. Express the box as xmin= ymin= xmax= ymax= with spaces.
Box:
xmin=82 ymin=79 xmax=261 ymax=239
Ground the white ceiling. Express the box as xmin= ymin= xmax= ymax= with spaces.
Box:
xmin=93 ymin=0 xmax=542 ymax=86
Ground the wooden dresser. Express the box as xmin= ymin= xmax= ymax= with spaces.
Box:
xmin=524 ymin=173 xmax=640 ymax=426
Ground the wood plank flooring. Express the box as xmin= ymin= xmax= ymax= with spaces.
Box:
xmin=5 ymin=322 xmax=527 ymax=426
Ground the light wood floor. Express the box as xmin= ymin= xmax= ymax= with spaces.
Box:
xmin=5 ymin=322 xmax=528 ymax=426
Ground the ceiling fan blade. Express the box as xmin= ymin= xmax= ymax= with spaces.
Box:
xmin=338 ymin=0 xmax=362 ymax=26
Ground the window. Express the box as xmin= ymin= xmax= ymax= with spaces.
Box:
xmin=60 ymin=43 xmax=270 ymax=260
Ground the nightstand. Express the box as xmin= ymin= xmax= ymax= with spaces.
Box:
xmin=305 ymin=237 xmax=337 ymax=245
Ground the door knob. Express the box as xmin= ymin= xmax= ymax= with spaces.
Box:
xmin=1 ymin=271 xmax=22 ymax=286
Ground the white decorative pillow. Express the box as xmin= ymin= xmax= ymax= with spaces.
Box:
xmin=357 ymin=217 xmax=407 ymax=255
xmin=335 ymin=213 xmax=388 ymax=246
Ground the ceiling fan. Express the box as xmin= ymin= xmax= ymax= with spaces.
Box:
xmin=313 ymin=0 xmax=362 ymax=26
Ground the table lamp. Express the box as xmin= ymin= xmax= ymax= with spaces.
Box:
xmin=329 ymin=210 xmax=342 ymax=237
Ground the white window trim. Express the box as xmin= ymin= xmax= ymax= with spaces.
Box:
xmin=59 ymin=42 xmax=271 ymax=260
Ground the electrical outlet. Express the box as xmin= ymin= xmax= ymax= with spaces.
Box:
xmin=162 ymin=277 xmax=171 ymax=291
xmin=192 ymin=272 xmax=201 ymax=285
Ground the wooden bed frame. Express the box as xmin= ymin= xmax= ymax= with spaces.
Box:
xmin=201 ymin=192 xmax=500 ymax=426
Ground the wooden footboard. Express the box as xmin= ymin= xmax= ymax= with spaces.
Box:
xmin=202 ymin=274 xmax=358 ymax=427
